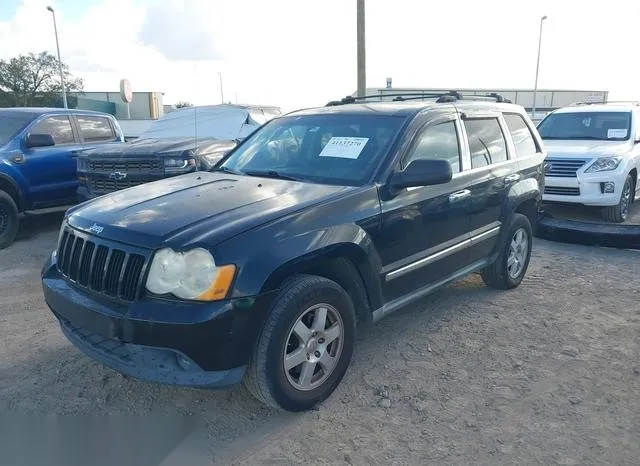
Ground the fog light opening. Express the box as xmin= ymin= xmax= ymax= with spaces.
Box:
xmin=601 ymin=182 xmax=615 ymax=194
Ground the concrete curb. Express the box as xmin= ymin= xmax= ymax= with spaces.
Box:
xmin=537 ymin=215 xmax=640 ymax=250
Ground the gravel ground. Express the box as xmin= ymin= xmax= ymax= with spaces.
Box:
xmin=1 ymin=213 xmax=639 ymax=465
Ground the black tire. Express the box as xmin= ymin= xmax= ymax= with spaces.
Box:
xmin=0 ymin=191 xmax=19 ymax=250
xmin=602 ymin=174 xmax=633 ymax=223
xmin=243 ymin=274 xmax=356 ymax=412
xmin=481 ymin=213 xmax=533 ymax=290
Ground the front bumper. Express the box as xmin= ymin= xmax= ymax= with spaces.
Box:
xmin=542 ymin=171 xmax=626 ymax=206
xmin=42 ymin=253 xmax=265 ymax=388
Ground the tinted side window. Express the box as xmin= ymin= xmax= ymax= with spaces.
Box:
xmin=30 ymin=116 xmax=74 ymax=145
xmin=464 ymin=118 xmax=508 ymax=168
xmin=77 ymin=116 xmax=115 ymax=142
xmin=404 ymin=121 xmax=461 ymax=172
xmin=503 ymin=113 xmax=538 ymax=157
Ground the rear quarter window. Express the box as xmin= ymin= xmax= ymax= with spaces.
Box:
xmin=76 ymin=115 xmax=116 ymax=142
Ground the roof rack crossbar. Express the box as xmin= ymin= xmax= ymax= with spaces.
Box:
xmin=325 ymin=91 xmax=512 ymax=106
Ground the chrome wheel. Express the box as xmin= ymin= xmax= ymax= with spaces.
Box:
xmin=507 ymin=228 xmax=529 ymax=279
xmin=283 ymin=303 xmax=344 ymax=392
xmin=620 ymin=179 xmax=632 ymax=220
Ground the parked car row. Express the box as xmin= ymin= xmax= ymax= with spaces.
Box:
xmin=0 ymin=104 xmax=281 ymax=248
xmin=0 ymin=90 xmax=629 ymax=411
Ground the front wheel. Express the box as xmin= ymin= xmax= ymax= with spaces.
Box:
xmin=0 ymin=191 xmax=19 ymax=250
xmin=243 ymin=274 xmax=356 ymax=411
xmin=481 ymin=213 xmax=533 ymax=290
xmin=602 ymin=174 xmax=633 ymax=223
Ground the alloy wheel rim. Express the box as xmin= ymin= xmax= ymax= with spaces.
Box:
xmin=507 ymin=228 xmax=529 ymax=279
xmin=283 ymin=303 xmax=344 ymax=392
xmin=620 ymin=181 xmax=631 ymax=219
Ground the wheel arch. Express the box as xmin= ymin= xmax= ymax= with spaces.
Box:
xmin=0 ymin=173 xmax=23 ymax=211
xmin=259 ymin=242 xmax=384 ymax=323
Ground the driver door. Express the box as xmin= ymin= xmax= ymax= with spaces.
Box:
xmin=376 ymin=114 xmax=473 ymax=303
xmin=20 ymin=115 xmax=80 ymax=208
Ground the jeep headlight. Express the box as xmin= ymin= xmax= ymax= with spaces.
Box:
xmin=585 ymin=156 xmax=622 ymax=173
xmin=145 ymin=248 xmax=235 ymax=301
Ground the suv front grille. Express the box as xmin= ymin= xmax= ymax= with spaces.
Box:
xmin=89 ymin=178 xmax=147 ymax=193
xmin=57 ymin=227 xmax=149 ymax=302
xmin=544 ymin=186 xmax=581 ymax=196
xmin=88 ymin=159 xmax=163 ymax=172
xmin=544 ymin=158 xmax=588 ymax=178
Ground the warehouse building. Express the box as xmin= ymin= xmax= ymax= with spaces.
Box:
xmin=354 ymin=86 xmax=609 ymax=122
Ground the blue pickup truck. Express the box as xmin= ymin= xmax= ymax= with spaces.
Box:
xmin=0 ymin=108 xmax=124 ymax=248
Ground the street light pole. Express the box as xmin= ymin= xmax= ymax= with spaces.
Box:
xmin=356 ymin=0 xmax=366 ymax=97
xmin=46 ymin=6 xmax=68 ymax=109
xmin=532 ymin=15 xmax=547 ymax=119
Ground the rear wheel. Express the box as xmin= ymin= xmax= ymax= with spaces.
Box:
xmin=481 ymin=213 xmax=533 ymax=290
xmin=243 ymin=275 xmax=356 ymax=411
xmin=602 ymin=174 xmax=633 ymax=223
xmin=0 ymin=191 xmax=19 ymax=250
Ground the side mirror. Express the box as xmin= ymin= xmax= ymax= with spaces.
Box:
xmin=391 ymin=159 xmax=453 ymax=189
xmin=25 ymin=133 xmax=55 ymax=148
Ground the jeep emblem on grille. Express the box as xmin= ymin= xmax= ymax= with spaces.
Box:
xmin=109 ymin=171 xmax=127 ymax=181
xmin=89 ymin=223 xmax=104 ymax=234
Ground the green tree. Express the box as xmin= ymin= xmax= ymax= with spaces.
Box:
xmin=0 ymin=51 xmax=84 ymax=107
xmin=174 ymin=101 xmax=193 ymax=108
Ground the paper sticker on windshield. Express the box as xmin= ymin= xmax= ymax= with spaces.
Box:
xmin=319 ymin=137 xmax=369 ymax=159
xmin=608 ymin=129 xmax=628 ymax=139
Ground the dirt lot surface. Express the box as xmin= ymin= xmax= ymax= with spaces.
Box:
xmin=1 ymin=213 xmax=639 ymax=465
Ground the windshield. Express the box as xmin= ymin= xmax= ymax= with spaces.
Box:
xmin=218 ymin=114 xmax=406 ymax=185
xmin=538 ymin=111 xmax=631 ymax=141
xmin=0 ymin=113 xmax=34 ymax=146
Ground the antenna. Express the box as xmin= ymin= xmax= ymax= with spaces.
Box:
xmin=193 ymin=63 xmax=198 ymax=150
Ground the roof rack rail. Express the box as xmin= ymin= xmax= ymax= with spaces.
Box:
xmin=325 ymin=91 xmax=512 ymax=106
xmin=571 ymin=101 xmax=640 ymax=106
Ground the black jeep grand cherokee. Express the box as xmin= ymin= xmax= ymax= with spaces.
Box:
xmin=42 ymin=94 xmax=546 ymax=412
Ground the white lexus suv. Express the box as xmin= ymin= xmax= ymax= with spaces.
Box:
xmin=538 ymin=103 xmax=640 ymax=222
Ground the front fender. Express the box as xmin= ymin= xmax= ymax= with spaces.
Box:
xmin=214 ymin=223 xmax=384 ymax=311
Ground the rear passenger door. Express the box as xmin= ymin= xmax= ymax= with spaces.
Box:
xmin=74 ymin=114 xmax=119 ymax=149
xmin=458 ymin=113 xmax=519 ymax=264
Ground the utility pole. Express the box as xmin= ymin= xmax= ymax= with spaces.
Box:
xmin=532 ymin=15 xmax=547 ymax=119
xmin=46 ymin=6 xmax=68 ymax=108
xmin=357 ymin=0 xmax=366 ymax=97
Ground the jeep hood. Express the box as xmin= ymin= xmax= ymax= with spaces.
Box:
xmin=79 ymin=137 xmax=236 ymax=158
xmin=66 ymin=172 xmax=354 ymax=249
xmin=543 ymin=139 xmax=632 ymax=159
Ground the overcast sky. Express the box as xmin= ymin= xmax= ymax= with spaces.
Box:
xmin=1 ymin=0 xmax=639 ymax=112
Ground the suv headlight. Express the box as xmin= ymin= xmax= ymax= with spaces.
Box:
xmin=585 ymin=156 xmax=622 ymax=173
xmin=145 ymin=247 xmax=235 ymax=301
xmin=164 ymin=157 xmax=196 ymax=173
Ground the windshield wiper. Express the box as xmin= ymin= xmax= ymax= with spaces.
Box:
xmin=214 ymin=166 xmax=244 ymax=175
xmin=244 ymin=170 xmax=301 ymax=182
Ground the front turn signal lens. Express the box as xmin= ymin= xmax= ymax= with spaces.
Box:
xmin=196 ymin=264 xmax=236 ymax=301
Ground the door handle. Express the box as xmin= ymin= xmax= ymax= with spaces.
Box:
xmin=504 ymin=173 xmax=521 ymax=184
xmin=449 ymin=189 xmax=471 ymax=203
